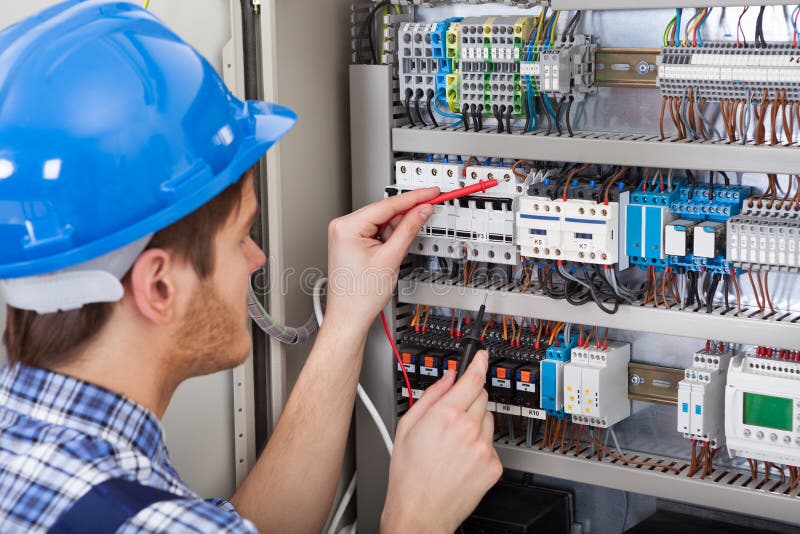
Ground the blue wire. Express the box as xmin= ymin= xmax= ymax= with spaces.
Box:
xmin=543 ymin=15 xmax=557 ymax=49
xmin=542 ymin=94 xmax=557 ymax=124
xmin=433 ymin=98 xmax=464 ymax=128
xmin=675 ymin=8 xmax=682 ymax=47
xmin=525 ymin=25 xmax=540 ymax=131
xmin=792 ymin=6 xmax=800 ymax=37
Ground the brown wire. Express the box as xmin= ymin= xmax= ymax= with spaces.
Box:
xmin=562 ymin=163 xmax=592 ymax=200
xmin=770 ymin=95 xmax=780 ymax=146
xmin=738 ymin=99 xmax=747 ymax=140
xmin=731 ymin=272 xmax=743 ymax=314
xmin=755 ymin=89 xmax=769 ymax=145
xmin=512 ymin=160 xmax=531 ymax=180
xmin=603 ymin=167 xmax=629 ymax=203
xmin=582 ymin=428 xmax=681 ymax=473
xmin=668 ymin=97 xmax=681 ymax=139
xmin=659 ymin=96 xmax=668 ymax=140
xmin=661 ymin=270 xmax=670 ymax=309
xmin=781 ymin=91 xmax=792 ymax=144
xmin=755 ymin=269 xmax=768 ymax=314
xmin=764 ymin=270 xmax=776 ymax=315
xmin=748 ymin=269 xmax=764 ymax=313
xmin=777 ymin=175 xmax=793 ymax=210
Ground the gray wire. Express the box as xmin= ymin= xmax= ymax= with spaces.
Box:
xmin=680 ymin=91 xmax=699 ymax=140
xmin=610 ymin=427 xmax=624 ymax=457
xmin=558 ymin=264 xmax=591 ymax=291
xmin=248 ymin=283 xmax=317 ymax=344
xmin=507 ymin=414 xmax=516 ymax=441
xmin=679 ymin=271 xmax=687 ymax=311
xmin=692 ymin=92 xmax=722 ymax=140
xmin=741 ymin=88 xmax=752 ymax=145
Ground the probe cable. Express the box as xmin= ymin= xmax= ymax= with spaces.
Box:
xmin=376 ymin=179 xmax=501 ymax=406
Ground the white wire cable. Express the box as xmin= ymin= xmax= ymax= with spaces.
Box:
xmin=327 ymin=472 xmax=357 ymax=534
xmin=313 ymin=277 xmax=394 ymax=455
xmin=314 ymin=277 xmax=394 ymax=534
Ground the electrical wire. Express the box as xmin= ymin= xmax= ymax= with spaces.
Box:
xmin=248 ymin=281 xmax=317 ymax=344
xmin=314 ymin=278 xmax=394 ymax=455
xmin=357 ymin=0 xmax=391 ymax=65
xmin=326 ymin=473 xmax=356 ymax=534
xmin=143 ymin=0 xmax=151 ymax=8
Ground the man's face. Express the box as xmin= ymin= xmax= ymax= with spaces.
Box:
xmin=171 ymin=178 xmax=266 ymax=377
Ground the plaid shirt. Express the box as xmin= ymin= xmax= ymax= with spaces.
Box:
xmin=0 ymin=364 xmax=258 ymax=533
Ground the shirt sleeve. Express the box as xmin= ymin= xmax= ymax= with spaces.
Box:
xmin=117 ymin=498 xmax=259 ymax=533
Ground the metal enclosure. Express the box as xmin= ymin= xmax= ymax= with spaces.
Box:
xmin=352 ymin=2 xmax=800 ymax=532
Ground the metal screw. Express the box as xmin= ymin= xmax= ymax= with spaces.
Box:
xmin=630 ymin=374 xmax=644 ymax=385
xmin=431 ymin=168 xmax=438 ymax=176
xmin=400 ymin=166 xmax=407 ymax=174
xmin=416 ymin=167 xmax=422 ymax=175
xmin=636 ymin=61 xmax=652 ymax=75
xmin=447 ymin=169 xmax=454 ymax=177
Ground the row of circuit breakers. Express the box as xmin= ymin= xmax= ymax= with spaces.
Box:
xmin=389 ymin=158 xmax=799 ymax=274
xmin=397 ymin=322 xmax=800 ymax=467
xmin=398 ymin=16 xmax=800 ymax=125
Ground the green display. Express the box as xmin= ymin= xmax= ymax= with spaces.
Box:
xmin=743 ymin=393 xmax=793 ymax=431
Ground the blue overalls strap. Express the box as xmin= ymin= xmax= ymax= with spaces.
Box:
xmin=48 ymin=478 xmax=183 ymax=534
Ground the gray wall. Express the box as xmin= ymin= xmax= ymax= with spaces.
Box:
xmin=0 ymin=0 xmax=238 ymax=500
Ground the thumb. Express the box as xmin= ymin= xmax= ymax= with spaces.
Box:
xmin=398 ymin=369 xmax=455 ymax=432
xmin=379 ymin=204 xmax=434 ymax=266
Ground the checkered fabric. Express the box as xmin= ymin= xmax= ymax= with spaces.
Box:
xmin=0 ymin=364 xmax=258 ymax=533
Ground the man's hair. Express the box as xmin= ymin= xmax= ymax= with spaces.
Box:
xmin=3 ymin=171 xmax=254 ymax=369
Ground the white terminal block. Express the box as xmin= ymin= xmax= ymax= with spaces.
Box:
xmin=665 ymin=219 xmax=696 ymax=257
xmin=726 ymin=354 xmax=800 ymax=466
xmin=677 ymin=349 xmax=731 ymax=447
xmin=515 ymin=194 xmax=628 ymax=268
xmin=463 ymin=164 xmax=525 ymax=197
xmin=395 ymin=159 xmax=463 ymax=192
xmin=563 ymin=341 xmax=631 ymax=428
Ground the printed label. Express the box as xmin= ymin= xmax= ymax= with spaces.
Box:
xmin=522 ymin=408 xmax=547 ymax=420
xmin=496 ymin=403 xmax=522 ymax=416
xmin=420 ymin=367 xmax=439 ymax=377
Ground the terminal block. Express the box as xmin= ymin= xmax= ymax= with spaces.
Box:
xmin=727 ymin=214 xmax=800 ymax=272
xmin=626 ymin=187 xmax=681 ymax=268
xmin=658 ymin=43 xmax=800 ymax=102
xmin=516 ymin=194 xmax=628 ymax=268
xmin=671 ymin=185 xmax=750 ymax=223
xmin=515 ymin=364 xmax=542 ymax=419
xmin=726 ymin=354 xmax=800 ymax=466
xmin=398 ymin=23 xmax=440 ymax=108
xmin=564 ymin=341 xmax=631 ymax=428
xmin=678 ymin=348 xmax=731 ymax=447
xmin=459 ymin=16 xmax=535 ymax=120
xmin=520 ymin=34 xmax=596 ymax=101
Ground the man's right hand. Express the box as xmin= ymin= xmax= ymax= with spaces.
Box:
xmin=381 ymin=351 xmax=502 ymax=533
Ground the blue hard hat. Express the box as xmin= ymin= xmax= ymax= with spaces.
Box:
xmin=0 ymin=0 xmax=297 ymax=279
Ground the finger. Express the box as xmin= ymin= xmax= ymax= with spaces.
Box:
xmin=353 ymin=188 xmax=440 ymax=236
xmin=440 ymin=351 xmax=489 ymax=411
xmin=480 ymin=410 xmax=495 ymax=441
xmin=377 ymin=204 xmax=435 ymax=266
xmin=398 ymin=369 xmax=456 ymax=430
xmin=379 ymin=214 xmax=404 ymax=241
xmin=466 ymin=387 xmax=489 ymax=421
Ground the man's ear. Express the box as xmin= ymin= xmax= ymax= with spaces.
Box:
xmin=129 ymin=248 xmax=181 ymax=326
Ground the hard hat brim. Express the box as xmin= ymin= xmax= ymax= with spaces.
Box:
xmin=0 ymin=101 xmax=297 ymax=280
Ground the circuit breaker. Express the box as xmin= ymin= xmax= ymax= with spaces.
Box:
xmin=678 ymin=348 xmax=731 ymax=447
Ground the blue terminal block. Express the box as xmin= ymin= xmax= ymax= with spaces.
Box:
xmin=431 ymin=19 xmax=461 ymax=103
xmin=627 ymin=187 xmax=682 ymax=269
xmin=671 ymin=185 xmax=751 ymax=222
xmin=669 ymin=254 xmax=734 ymax=275
xmin=540 ymin=335 xmax=578 ymax=419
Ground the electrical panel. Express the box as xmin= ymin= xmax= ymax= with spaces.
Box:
xmin=352 ymin=1 xmax=800 ymax=529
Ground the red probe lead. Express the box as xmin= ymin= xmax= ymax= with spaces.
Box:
xmin=377 ymin=179 xmax=500 ymax=237
xmin=378 ymin=178 xmax=500 ymax=406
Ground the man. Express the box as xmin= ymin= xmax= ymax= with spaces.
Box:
xmin=0 ymin=2 xmax=501 ymax=533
